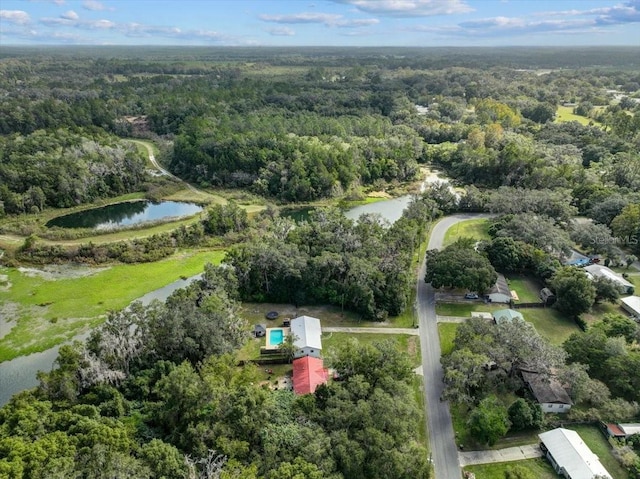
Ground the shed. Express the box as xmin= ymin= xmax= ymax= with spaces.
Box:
xmin=290 ymin=315 xmax=323 ymax=359
xmin=492 ymin=308 xmax=524 ymax=325
xmin=253 ymin=323 xmax=267 ymax=338
xmin=620 ymin=424 xmax=640 ymax=438
xmin=521 ymin=370 xmax=572 ymax=413
xmin=620 ymin=296 xmax=640 ymax=319
xmin=540 ymin=287 xmax=556 ymax=306
xmin=292 ymin=356 xmax=329 ymax=395
xmin=584 ymin=264 xmax=634 ymax=295
xmin=539 ymin=428 xmax=612 ymax=479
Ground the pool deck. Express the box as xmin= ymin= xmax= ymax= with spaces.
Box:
xmin=265 ymin=327 xmax=290 ymax=350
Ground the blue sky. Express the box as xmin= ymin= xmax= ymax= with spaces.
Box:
xmin=1 ymin=0 xmax=639 ymax=46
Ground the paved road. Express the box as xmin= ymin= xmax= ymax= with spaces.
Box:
xmin=418 ymin=213 xmax=493 ymax=479
xmin=322 ymin=327 xmax=419 ymax=335
xmin=459 ymin=444 xmax=542 ymax=466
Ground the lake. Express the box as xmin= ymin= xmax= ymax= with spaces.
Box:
xmin=46 ymin=200 xmax=203 ymax=230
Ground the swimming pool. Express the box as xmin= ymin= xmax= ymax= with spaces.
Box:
xmin=269 ymin=329 xmax=284 ymax=346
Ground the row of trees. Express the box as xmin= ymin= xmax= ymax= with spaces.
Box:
xmin=227 ymin=197 xmax=435 ymax=319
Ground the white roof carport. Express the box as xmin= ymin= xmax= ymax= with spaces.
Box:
xmin=538 ymin=428 xmax=611 ymax=479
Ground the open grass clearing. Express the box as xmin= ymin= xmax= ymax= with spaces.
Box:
xmin=519 ymin=307 xmax=580 ymax=345
xmin=555 ymin=105 xmax=602 ymax=126
xmin=0 ymin=249 xmax=225 ymax=361
xmin=463 ymin=458 xmax=557 ymax=479
xmin=436 ymin=302 xmax=502 ymax=316
xmin=442 ymin=218 xmax=491 ymax=247
xmin=565 ymin=424 xmax=629 ymax=479
xmin=438 ymin=322 xmax=459 ymax=356
xmin=506 ymin=274 xmax=543 ymax=303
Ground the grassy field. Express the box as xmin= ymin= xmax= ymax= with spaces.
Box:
xmin=566 ymin=425 xmax=629 ymax=479
xmin=507 ymin=275 xmax=543 ymax=303
xmin=436 ymin=302 xmax=501 ymax=316
xmin=555 ymin=105 xmax=602 ymax=126
xmin=463 ymin=458 xmax=557 ymax=479
xmin=520 ymin=307 xmax=580 ymax=345
xmin=0 ymin=249 xmax=225 ymax=361
xmin=438 ymin=322 xmax=459 ymax=356
xmin=443 ymin=219 xmax=491 ymax=247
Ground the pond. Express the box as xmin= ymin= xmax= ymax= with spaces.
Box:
xmin=46 ymin=200 xmax=203 ymax=230
xmin=0 ymin=273 xmax=202 ymax=406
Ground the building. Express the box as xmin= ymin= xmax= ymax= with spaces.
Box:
xmin=290 ymin=315 xmax=323 ymax=359
xmin=492 ymin=308 xmax=524 ymax=325
xmin=487 ymin=273 xmax=514 ymax=304
xmin=521 ymin=370 xmax=572 ymax=413
xmin=539 ymin=428 xmax=612 ymax=479
xmin=253 ymin=324 xmax=267 ymax=338
xmin=540 ymin=287 xmax=556 ymax=306
xmin=292 ymin=356 xmax=329 ymax=395
xmin=620 ymin=295 xmax=640 ymax=319
xmin=583 ymin=264 xmax=635 ymax=295
xmin=604 ymin=423 xmax=640 ymax=440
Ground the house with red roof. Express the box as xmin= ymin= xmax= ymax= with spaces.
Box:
xmin=292 ymin=356 xmax=329 ymax=395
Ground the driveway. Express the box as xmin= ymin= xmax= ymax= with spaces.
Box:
xmin=459 ymin=444 xmax=543 ymax=467
xmin=417 ymin=213 xmax=493 ymax=479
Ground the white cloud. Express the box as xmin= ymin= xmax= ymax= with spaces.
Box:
xmin=82 ymin=0 xmax=108 ymax=11
xmin=330 ymin=0 xmax=473 ymax=17
xmin=269 ymin=26 xmax=295 ymax=36
xmin=259 ymin=12 xmax=343 ymax=25
xmin=27 ymin=0 xmax=66 ymax=4
xmin=61 ymin=10 xmax=79 ymax=20
xmin=259 ymin=11 xmax=378 ymax=28
xmin=0 ymin=10 xmax=31 ymax=25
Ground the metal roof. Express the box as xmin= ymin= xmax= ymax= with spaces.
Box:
xmin=584 ymin=264 xmax=634 ymax=289
xmin=290 ymin=315 xmax=323 ymax=350
xmin=620 ymin=424 xmax=640 ymax=436
xmin=621 ymin=296 xmax=640 ymax=316
xmin=293 ymin=356 xmax=329 ymax=395
xmin=492 ymin=308 xmax=524 ymax=324
xmin=539 ymin=428 xmax=612 ymax=479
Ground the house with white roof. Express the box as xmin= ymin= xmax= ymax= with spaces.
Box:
xmin=583 ymin=264 xmax=634 ymax=295
xmin=539 ymin=428 xmax=612 ymax=479
xmin=290 ymin=315 xmax=322 ymax=359
xmin=620 ymin=295 xmax=640 ymax=319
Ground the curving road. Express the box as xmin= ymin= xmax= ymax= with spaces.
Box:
xmin=418 ymin=213 xmax=493 ymax=479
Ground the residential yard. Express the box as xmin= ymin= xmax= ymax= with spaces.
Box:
xmin=506 ymin=274 xmax=543 ymax=303
xmin=322 ymin=332 xmax=421 ymax=367
xmin=0 ymin=249 xmax=225 ymax=361
xmin=438 ymin=322 xmax=459 ymax=356
xmin=520 ymin=308 xmax=581 ymax=345
xmin=435 ymin=302 xmax=502 ymax=316
xmin=565 ymin=424 xmax=629 ymax=479
xmin=442 ymin=218 xmax=491 ymax=247
xmin=463 ymin=458 xmax=557 ymax=479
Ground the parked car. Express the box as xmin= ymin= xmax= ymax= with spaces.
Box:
xmin=464 ymin=292 xmax=479 ymax=299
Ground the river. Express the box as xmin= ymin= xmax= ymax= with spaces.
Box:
xmin=0 ymin=274 xmax=202 ymax=406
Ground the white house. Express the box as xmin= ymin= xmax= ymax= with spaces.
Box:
xmin=487 ymin=273 xmax=513 ymax=304
xmin=521 ymin=370 xmax=572 ymax=414
xmin=583 ymin=264 xmax=635 ymax=295
xmin=620 ymin=295 xmax=640 ymax=319
xmin=539 ymin=428 xmax=612 ymax=479
xmin=290 ymin=315 xmax=322 ymax=359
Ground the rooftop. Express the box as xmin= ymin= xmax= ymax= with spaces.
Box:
xmin=539 ymin=428 xmax=612 ymax=479
xmin=492 ymin=308 xmax=524 ymax=324
xmin=290 ymin=315 xmax=323 ymax=351
xmin=521 ymin=370 xmax=572 ymax=405
xmin=293 ymin=356 xmax=329 ymax=395
xmin=584 ymin=264 xmax=634 ymax=289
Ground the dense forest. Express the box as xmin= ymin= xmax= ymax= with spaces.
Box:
xmin=1 ymin=46 xmax=640 ymax=478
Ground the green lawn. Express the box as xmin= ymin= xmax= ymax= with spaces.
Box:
xmin=438 ymin=323 xmax=459 ymax=356
xmin=443 ymin=219 xmax=491 ymax=247
xmin=565 ymin=425 xmax=629 ymax=479
xmin=464 ymin=458 xmax=557 ymax=479
xmin=506 ymin=275 xmax=543 ymax=303
xmin=0 ymin=249 xmax=225 ymax=361
xmin=520 ymin=307 xmax=580 ymax=345
xmin=555 ymin=105 xmax=602 ymax=126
